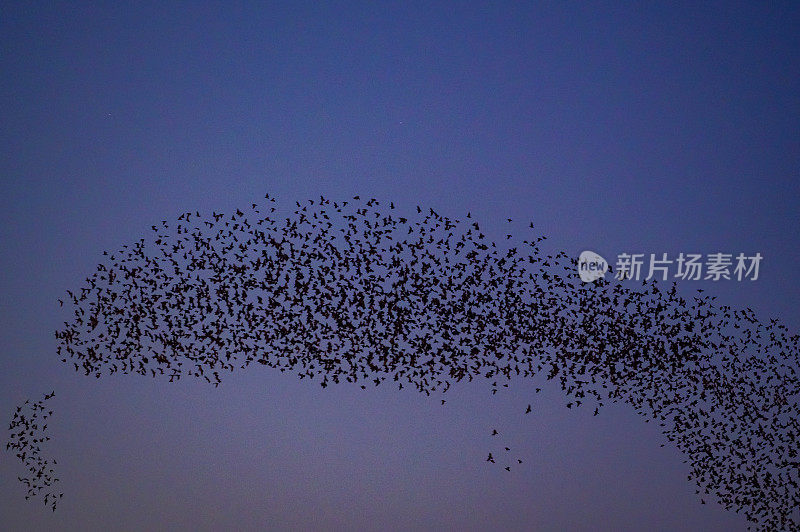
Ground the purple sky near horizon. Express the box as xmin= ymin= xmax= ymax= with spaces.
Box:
xmin=1 ymin=2 xmax=798 ymax=530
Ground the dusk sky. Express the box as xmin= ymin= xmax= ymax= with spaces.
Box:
xmin=1 ymin=2 xmax=798 ymax=530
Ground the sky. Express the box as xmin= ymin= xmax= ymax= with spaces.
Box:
xmin=1 ymin=1 xmax=798 ymax=530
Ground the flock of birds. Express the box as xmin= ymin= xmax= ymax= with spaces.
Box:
xmin=6 ymin=391 xmax=61 ymax=512
xmin=6 ymin=194 xmax=799 ymax=530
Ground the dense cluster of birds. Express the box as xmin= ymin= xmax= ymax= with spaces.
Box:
xmin=6 ymin=194 xmax=799 ymax=529
xmin=6 ymin=392 xmax=61 ymax=512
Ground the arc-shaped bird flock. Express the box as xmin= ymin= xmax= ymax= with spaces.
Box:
xmin=7 ymin=195 xmax=799 ymax=530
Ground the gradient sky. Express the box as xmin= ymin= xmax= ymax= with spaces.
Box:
xmin=1 ymin=2 xmax=798 ymax=530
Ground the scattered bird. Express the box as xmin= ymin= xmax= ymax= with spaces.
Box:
xmin=5 ymin=392 xmax=61 ymax=511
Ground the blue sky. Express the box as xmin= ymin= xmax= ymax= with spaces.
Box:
xmin=1 ymin=2 xmax=798 ymax=530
